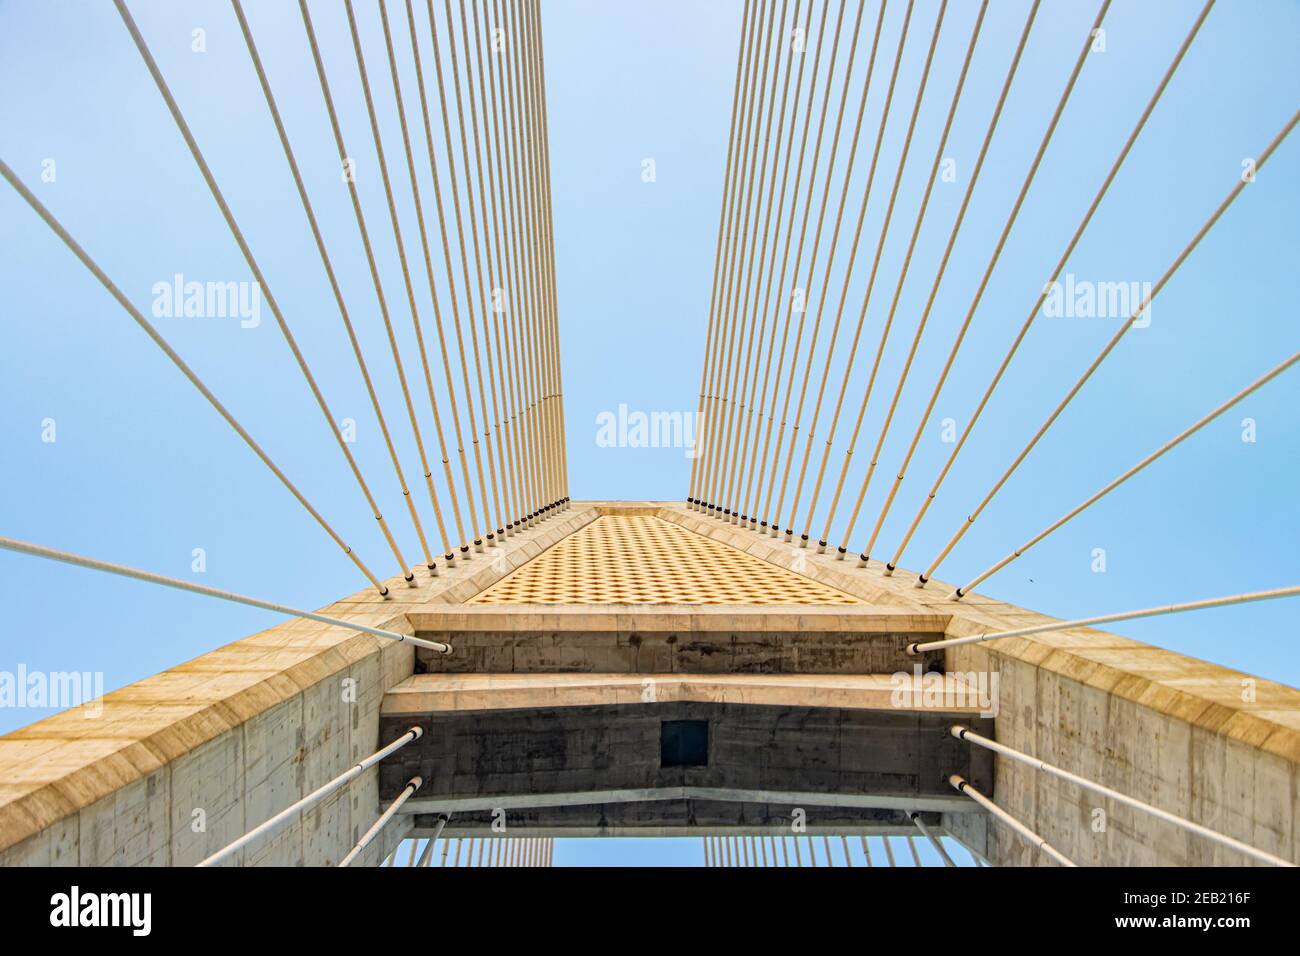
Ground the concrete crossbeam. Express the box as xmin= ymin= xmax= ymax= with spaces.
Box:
xmin=382 ymin=672 xmax=988 ymax=715
xmin=401 ymin=786 xmax=971 ymax=815
xmin=659 ymin=503 xmax=1300 ymax=866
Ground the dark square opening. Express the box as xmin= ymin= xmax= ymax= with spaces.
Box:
xmin=660 ymin=719 xmax=708 ymax=767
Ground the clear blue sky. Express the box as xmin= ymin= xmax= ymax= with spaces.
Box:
xmin=1 ymin=1 xmax=1297 ymax=867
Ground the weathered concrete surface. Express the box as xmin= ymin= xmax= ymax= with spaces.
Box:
xmin=0 ymin=508 xmax=595 ymax=866
xmin=661 ymin=504 xmax=1300 ymax=866
xmin=410 ymin=604 xmax=947 ymax=675
xmin=380 ymin=701 xmax=993 ymax=831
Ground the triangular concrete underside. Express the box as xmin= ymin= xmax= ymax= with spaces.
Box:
xmin=470 ymin=511 xmax=863 ymax=605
